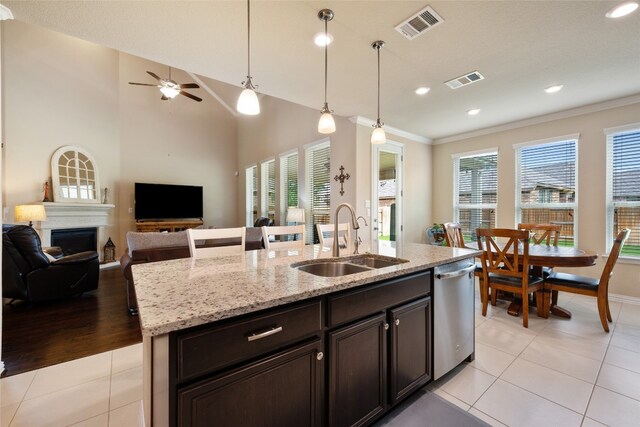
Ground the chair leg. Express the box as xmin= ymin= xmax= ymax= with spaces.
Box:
xmin=481 ymin=282 xmax=489 ymax=317
xmin=522 ymin=292 xmax=529 ymax=328
xmin=551 ymin=290 xmax=558 ymax=306
xmin=605 ymin=294 xmax=612 ymax=323
xmin=491 ymin=288 xmax=497 ymax=306
xmin=535 ymin=290 xmax=546 ymax=318
xmin=597 ymin=296 xmax=610 ymax=333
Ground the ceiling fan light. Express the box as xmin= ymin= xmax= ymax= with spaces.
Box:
xmin=606 ymin=1 xmax=638 ymax=18
xmin=159 ymin=86 xmax=180 ymax=99
xmin=237 ymin=87 xmax=260 ymax=115
xmin=371 ymin=125 xmax=386 ymax=145
xmin=318 ymin=111 xmax=336 ymax=134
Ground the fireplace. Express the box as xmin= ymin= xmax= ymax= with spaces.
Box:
xmin=51 ymin=227 xmax=97 ymax=255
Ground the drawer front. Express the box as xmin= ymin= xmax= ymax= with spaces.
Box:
xmin=176 ymin=299 xmax=322 ymax=381
xmin=328 ymin=271 xmax=431 ymax=328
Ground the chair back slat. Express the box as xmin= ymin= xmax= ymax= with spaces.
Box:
xmin=317 ymin=223 xmax=351 ymax=252
xmin=517 ymin=223 xmax=560 ymax=246
xmin=443 ymin=222 xmax=465 ymax=248
xmin=187 ymin=227 xmax=246 ymax=259
xmin=598 ymin=229 xmax=630 ymax=297
xmin=262 ymin=225 xmax=305 ymax=250
xmin=477 ymin=228 xmax=530 ymax=278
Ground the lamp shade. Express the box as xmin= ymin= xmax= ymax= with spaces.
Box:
xmin=318 ymin=112 xmax=336 ymax=134
xmin=371 ymin=126 xmax=386 ymax=145
xmin=15 ymin=204 xmax=47 ymax=224
xmin=237 ymin=88 xmax=260 ymax=115
xmin=286 ymin=207 xmax=306 ymax=223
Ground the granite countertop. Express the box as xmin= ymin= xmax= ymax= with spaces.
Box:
xmin=132 ymin=243 xmax=480 ymax=337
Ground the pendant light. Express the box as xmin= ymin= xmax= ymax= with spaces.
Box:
xmin=237 ymin=0 xmax=260 ymax=115
xmin=371 ymin=40 xmax=386 ymax=145
xmin=317 ymin=9 xmax=336 ymax=134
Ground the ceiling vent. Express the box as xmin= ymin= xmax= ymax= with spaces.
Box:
xmin=395 ymin=5 xmax=444 ymax=40
xmin=444 ymin=71 xmax=485 ymax=89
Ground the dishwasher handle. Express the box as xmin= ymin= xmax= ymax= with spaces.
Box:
xmin=435 ymin=264 xmax=476 ymax=280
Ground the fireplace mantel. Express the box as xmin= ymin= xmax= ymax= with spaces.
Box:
xmin=34 ymin=202 xmax=115 ymax=250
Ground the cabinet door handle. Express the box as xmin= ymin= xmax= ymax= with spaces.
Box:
xmin=247 ymin=326 xmax=283 ymax=342
xmin=384 ymin=323 xmax=389 ymax=330
xmin=317 ymin=352 xmax=324 ymax=361
xmin=395 ymin=319 xmax=400 ymax=326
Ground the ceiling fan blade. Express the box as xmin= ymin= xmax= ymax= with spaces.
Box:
xmin=180 ymin=91 xmax=202 ymax=102
xmin=161 ymin=95 xmax=169 ymax=101
xmin=147 ymin=71 xmax=162 ymax=81
xmin=179 ymin=83 xmax=200 ymax=89
xmin=129 ymin=82 xmax=159 ymax=87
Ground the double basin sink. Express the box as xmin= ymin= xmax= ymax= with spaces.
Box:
xmin=291 ymin=254 xmax=409 ymax=277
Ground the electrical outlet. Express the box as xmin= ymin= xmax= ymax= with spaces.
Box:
xmin=128 ymin=207 xmax=133 ymax=214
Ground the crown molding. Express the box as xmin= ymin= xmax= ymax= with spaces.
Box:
xmin=350 ymin=116 xmax=431 ymax=144
xmin=433 ymin=93 xmax=640 ymax=145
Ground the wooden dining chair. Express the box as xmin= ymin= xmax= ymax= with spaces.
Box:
xmin=544 ymin=229 xmax=630 ymax=332
xmin=443 ymin=222 xmax=486 ymax=300
xmin=262 ymin=225 xmax=306 ymax=250
xmin=187 ymin=227 xmax=246 ymax=259
xmin=317 ymin=223 xmax=351 ymax=252
xmin=517 ymin=223 xmax=561 ymax=246
xmin=476 ymin=228 xmax=545 ymax=328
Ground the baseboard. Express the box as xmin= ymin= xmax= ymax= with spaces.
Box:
xmin=609 ymin=293 xmax=640 ymax=305
xmin=99 ymin=261 xmax=120 ymax=270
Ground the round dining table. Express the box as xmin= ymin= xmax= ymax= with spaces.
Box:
xmin=468 ymin=243 xmax=598 ymax=318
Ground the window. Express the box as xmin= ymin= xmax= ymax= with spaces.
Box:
xmin=245 ymin=165 xmax=258 ymax=226
xmin=51 ymin=146 xmax=100 ymax=203
xmin=453 ymin=151 xmax=497 ymax=240
xmin=280 ymin=151 xmax=299 ymax=217
xmin=515 ymin=136 xmax=578 ymax=246
xmin=261 ymin=159 xmax=276 ymax=222
xmin=305 ymin=141 xmax=331 ymax=244
xmin=606 ymin=125 xmax=640 ymax=257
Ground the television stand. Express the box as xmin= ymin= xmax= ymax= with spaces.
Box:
xmin=135 ymin=220 xmax=203 ymax=233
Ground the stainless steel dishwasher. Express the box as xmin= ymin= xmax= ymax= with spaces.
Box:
xmin=433 ymin=258 xmax=476 ymax=380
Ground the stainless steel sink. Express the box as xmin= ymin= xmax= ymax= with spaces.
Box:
xmin=295 ymin=262 xmax=371 ymax=277
xmin=292 ymin=254 xmax=409 ymax=277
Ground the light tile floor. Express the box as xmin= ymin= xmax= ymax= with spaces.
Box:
xmin=2 ymin=292 xmax=640 ymax=426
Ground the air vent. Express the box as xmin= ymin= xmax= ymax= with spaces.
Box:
xmin=395 ymin=5 xmax=444 ymax=40
xmin=444 ymin=71 xmax=485 ymax=89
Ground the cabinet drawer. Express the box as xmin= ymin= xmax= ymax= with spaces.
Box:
xmin=328 ymin=271 xmax=431 ymax=328
xmin=176 ymin=300 xmax=322 ymax=381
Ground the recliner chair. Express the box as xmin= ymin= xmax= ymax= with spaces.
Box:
xmin=2 ymin=225 xmax=99 ymax=303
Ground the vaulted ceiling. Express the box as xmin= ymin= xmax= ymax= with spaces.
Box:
xmin=5 ymin=1 xmax=640 ymax=141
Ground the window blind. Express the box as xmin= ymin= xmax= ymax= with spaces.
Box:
xmin=245 ymin=166 xmax=258 ymax=226
xmin=281 ymin=152 xmax=298 ymax=212
xmin=517 ymin=139 xmax=577 ymax=247
xmin=608 ymin=128 xmax=640 ymax=256
xmin=454 ymin=152 xmax=497 ymax=240
xmin=305 ymin=143 xmax=331 ymax=244
xmin=261 ymin=160 xmax=276 ymax=221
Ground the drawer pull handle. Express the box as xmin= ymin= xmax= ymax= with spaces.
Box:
xmin=395 ymin=319 xmax=400 ymax=326
xmin=384 ymin=323 xmax=389 ymax=331
xmin=247 ymin=326 xmax=283 ymax=342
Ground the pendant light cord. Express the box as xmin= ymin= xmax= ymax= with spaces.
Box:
xmin=247 ymin=0 xmax=251 ymax=78
xmin=324 ymin=18 xmax=328 ymax=104
xmin=376 ymin=45 xmax=381 ymax=121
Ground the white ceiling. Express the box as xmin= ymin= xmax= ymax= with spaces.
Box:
xmin=4 ymin=1 xmax=640 ymax=141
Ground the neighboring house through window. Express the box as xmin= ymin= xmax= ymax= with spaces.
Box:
xmin=453 ymin=149 xmax=498 ymax=240
xmin=515 ymin=135 xmax=578 ymax=246
xmin=305 ymin=140 xmax=331 ymax=244
xmin=606 ymin=124 xmax=640 ymax=257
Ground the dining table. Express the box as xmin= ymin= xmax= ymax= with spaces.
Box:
xmin=468 ymin=242 xmax=598 ymax=318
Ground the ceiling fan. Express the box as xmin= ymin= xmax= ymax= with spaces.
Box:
xmin=128 ymin=68 xmax=202 ymax=102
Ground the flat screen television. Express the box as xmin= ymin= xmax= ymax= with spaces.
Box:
xmin=134 ymin=182 xmax=203 ymax=220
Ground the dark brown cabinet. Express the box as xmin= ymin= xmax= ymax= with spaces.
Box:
xmin=389 ymin=297 xmax=431 ymax=404
xmin=177 ymin=339 xmax=324 ymax=427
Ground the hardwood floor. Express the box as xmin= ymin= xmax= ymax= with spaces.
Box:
xmin=1 ymin=266 xmax=142 ymax=377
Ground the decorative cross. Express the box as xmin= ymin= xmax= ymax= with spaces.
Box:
xmin=334 ymin=165 xmax=350 ymax=196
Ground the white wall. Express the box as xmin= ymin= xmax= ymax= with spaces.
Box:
xmin=431 ymin=101 xmax=640 ymax=298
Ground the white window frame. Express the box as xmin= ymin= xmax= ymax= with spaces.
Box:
xmin=245 ymin=164 xmax=257 ymax=227
xmin=260 ymin=158 xmax=276 ymax=221
xmin=605 ymin=122 xmax=640 ymax=258
xmin=304 ymin=138 xmax=331 ymax=245
xmin=51 ymin=145 xmax=101 ymax=203
xmin=452 ymin=148 xmax=498 ymax=239
xmin=514 ymin=134 xmax=579 ymax=246
xmin=280 ymin=149 xmax=299 ymax=221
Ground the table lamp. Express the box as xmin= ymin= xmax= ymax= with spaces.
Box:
xmin=14 ymin=204 xmax=47 ymax=227
xmin=286 ymin=208 xmax=305 ymax=225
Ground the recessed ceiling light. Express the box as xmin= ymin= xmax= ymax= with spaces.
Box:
xmin=606 ymin=1 xmax=638 ymax=18
xmin=467 ymin=109 xmax=480 ymax=116
xmin=314 ymin=32 xmax=333 ymax=46
xmin=415 ymin=87 xmax=430 ymax=95
xmin=545 ymin=85 xmax=564 ymax=94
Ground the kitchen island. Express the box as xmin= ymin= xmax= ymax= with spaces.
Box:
xmin=132 ymin=243 xmax=479 ymax=427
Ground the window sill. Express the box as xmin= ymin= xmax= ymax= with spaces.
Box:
xmin=602 ymin=254 xmax=640 ymax=265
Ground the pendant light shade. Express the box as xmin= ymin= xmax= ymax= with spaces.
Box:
xmin=237 ymin=0 xmax=260 ymax=115
xmin=371 ymin=40 xmax=386 ymax=145
xmin=317 ymin=9 xmax=336 ymax=134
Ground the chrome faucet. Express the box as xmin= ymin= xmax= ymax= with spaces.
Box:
xmin=354 ymin=216 xmax=368 ymax=254
xmin=332 ymin=203 xmax=360 ymax=257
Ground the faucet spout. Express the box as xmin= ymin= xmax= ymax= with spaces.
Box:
xmin=333 ymin=203 xmax=359 ymax=257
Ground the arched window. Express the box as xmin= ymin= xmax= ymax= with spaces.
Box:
xmin=51 ymin=146 xmax=101 ymax=203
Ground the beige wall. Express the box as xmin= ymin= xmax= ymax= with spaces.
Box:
xmin=2 ymin=21 xmax=238 ymax=256
xmin=431 ymin=102 xmax=640 ymax=298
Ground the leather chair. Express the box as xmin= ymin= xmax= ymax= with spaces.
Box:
xmin=253 ymin=216 xmax=274 ymax=227
xmin=2 ymin=225 xmax=99 ymax=303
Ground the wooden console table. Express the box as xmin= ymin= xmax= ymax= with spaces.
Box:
xmin=135 ymin=220 xmax=203 ymax=233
